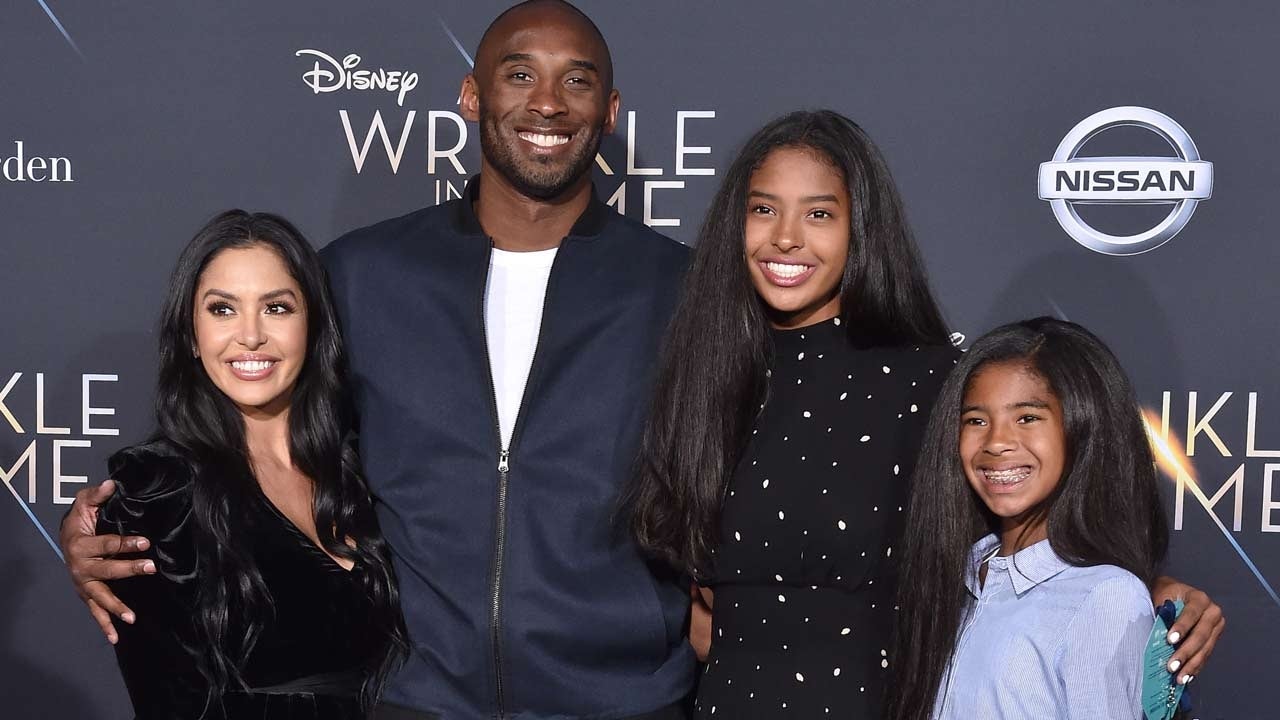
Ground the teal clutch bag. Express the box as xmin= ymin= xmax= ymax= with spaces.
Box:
xmin=1142 ymin=599 xmax=1187 ymax=720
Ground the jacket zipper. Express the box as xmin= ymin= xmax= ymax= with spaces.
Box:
xmin=480 ymin=239 xmax=564 ymax=719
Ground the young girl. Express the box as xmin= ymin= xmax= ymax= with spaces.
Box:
xmin=889 ymin=317 xmax=1169 ymax=720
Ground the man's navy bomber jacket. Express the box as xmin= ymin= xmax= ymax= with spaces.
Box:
xmin=320 ymin=181 xmax=696 ymax=720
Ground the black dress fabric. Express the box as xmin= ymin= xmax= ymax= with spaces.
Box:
xmin=694 ymin=318 xmax=957 ymax=718
xmin=99 ymin=441 xmax=389 ymax=720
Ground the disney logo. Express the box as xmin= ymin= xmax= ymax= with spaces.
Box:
xmin=295 ymin=49 xmax=420 ymax=107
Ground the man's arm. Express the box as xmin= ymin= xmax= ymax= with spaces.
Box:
xmin=59 ymin=479 xmax=156 ymax=643
xmin=1151 ymin=576 xmax=1226 ymax=684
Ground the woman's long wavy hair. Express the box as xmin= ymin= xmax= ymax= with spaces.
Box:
xmin=887 ymin=317 xmax=1169 ymax=720
xmin=126 ymin=210 xmax=405 ymax=710
xmin=623 ymin=110 xmax=950 ymax=580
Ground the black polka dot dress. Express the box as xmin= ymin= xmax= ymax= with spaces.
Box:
xmin=694 ymin=318 xmax=958 ymax=718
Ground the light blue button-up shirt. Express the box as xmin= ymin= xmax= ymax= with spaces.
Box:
xmin=932 ymin=534 xmax=1153 ymax=720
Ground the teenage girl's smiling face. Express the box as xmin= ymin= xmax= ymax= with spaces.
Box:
xmin=744 ymin=146 xmax=850 ymax=329
xmin=959 ymin=360 xmax=1067 ymax=549
xmin=193 ymin=244 xmax=308 ymax=418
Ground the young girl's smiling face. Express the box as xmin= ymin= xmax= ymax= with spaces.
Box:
xmin=960 ymin=360 xmax=1067 ymax=549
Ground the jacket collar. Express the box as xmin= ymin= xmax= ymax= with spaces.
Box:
xmin=450 ymin=174 xmax=610 ymax=240
xmin=965 ymin=533 xmax=1072 ymax=597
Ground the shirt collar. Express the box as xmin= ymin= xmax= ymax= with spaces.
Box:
xmin=965 ymin=534 xmax=1073 ymax=597
xmin=450 ymin=173 xmax=610 ymax=240
xmin=964 ymin=534 xmax=1001 ymax=597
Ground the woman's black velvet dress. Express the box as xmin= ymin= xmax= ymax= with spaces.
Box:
xmin=99 ymin=442 xmax=389 ymax=720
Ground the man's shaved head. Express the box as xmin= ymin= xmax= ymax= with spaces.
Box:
xmin=460 ymin=0 xmax=620 ymax=200
xmin=475 ymin=0 xmax=614 ymax=91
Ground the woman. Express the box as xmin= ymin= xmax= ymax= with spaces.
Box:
xmin=626 ymin=109 xmax=958 ymax=717
xmin=98 ymin=211 xmax=405 ymax=719
xmin=889 ymin=318 xmax=1168 ymax=719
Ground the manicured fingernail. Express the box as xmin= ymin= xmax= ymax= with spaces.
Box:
xmin=1167 ymin=659 xmax=1181 ymax=673
xmin=135 ymin=538 xmax=150 ymax=551
xmin=107 ymin=634 xmax=117 ymax=644
xmin=1166 ymin=630 xmax=1180 ymax=644
xmin=122 ymin=612 xmax=135 ymax=624
xmin=1179 ymin=674 xmax=1194 ymax=685
xmin=142 ymin=560 xmax=156 ymax=573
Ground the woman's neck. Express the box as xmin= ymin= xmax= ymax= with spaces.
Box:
xmin=242 ymin=408 xmax=292 ymax=472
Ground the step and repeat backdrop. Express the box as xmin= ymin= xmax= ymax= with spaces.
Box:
xmin=2 ymin=1 xmax=1274 ymax=717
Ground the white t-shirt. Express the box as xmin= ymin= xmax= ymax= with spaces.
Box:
xmin=484 ymin=246 xmax=558 ymax=449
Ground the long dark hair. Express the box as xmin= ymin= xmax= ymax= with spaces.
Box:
xmin=888 ymin=317 xmax=1169 ymax=720
xmin=122 ymin=210 xmax=405 ymax=709
xmin=624 ymin=110 xmax=950 ymax=579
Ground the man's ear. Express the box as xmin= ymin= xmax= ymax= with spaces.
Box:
xmin=602 ymin=88 xmax=620 ymax=135
xmin=460 ymin=74 xmax=481 ymax=122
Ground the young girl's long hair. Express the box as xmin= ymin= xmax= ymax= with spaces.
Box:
xmin=116 ymin=210 xmax=406 ymax=710
xmin=888 ymin=317 xmax=1168 ymax=720
xmin=623 ymin=110 xmax=950 ymax=580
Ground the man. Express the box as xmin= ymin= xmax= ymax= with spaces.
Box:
xmin=63 ymin=2 xmax=693 ymax=718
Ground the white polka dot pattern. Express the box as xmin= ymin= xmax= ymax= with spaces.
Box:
xmin=694 ymin=318 xmax=959 ymax=718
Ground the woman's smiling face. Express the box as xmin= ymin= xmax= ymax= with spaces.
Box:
xmin=192 ymin=244 xmax=308 ymax=419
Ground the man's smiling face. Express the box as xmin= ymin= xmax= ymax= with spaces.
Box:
xmin=463 ymin=2 xmax=619 ymax=200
